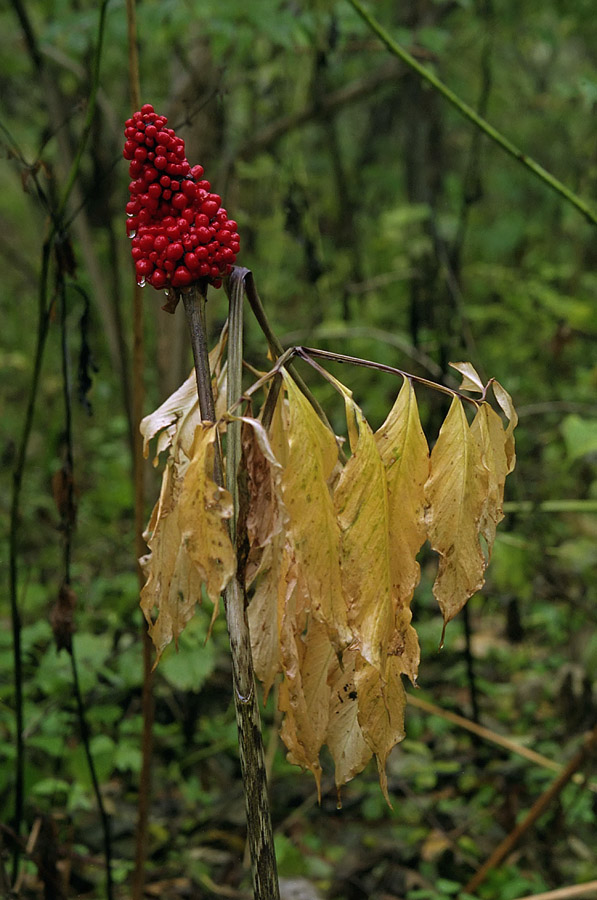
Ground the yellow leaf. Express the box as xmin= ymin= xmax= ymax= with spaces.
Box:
xmin=334 ymin=396 xmax=393 ymax=672
xmin=178 ymin=424 xmax=236 ymax=605
xmin=355 ymin=654 xmax=406 ymax=805
xmin=279 ymin=612 xmax=334 ymax=798
xmin=326 ymin=649 xmax=372 ymax=791
xmin=425 ymin=397 xmax=489 ymax=624
xmin=140 ymin=460 xmax=205 ymax=661
xmin=449 ymin=361 xmax=485 ymax=394
xmin=375 ymin=378 xmax=428 ymax=682
xmin=492 ymin=379 xmax=517 ymax=474
xmin=280 ymin=371 xmax=352 ymax=649
xmin=470 ymin=403 xmax=510 ymax=550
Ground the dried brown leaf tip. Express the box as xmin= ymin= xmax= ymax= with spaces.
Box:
xmin=50 ymin=583 xmax=77 ymax=652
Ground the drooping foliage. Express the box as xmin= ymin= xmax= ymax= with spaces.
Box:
xmin=141 ymin=355 xmax=516 ymax=799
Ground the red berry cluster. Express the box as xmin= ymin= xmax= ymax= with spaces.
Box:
xmin=123 ymin=103 xmax=240 ymax=291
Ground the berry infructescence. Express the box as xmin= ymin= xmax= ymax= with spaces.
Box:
xmin=123 ymin=104 xmax=240 ymax=292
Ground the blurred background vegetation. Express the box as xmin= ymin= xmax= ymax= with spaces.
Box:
xmin=2 ymin=0 xmax=597 ymax=897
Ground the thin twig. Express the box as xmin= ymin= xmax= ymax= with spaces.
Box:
xmin=347 ymin=0 xmax=597 ymax=228
xmin=59 ymin=279 xmax=113 ymax=899
xmin=464 ymin=723 xmax=597 ymax=894
xmin=242 ymin=271 xmax=333 ymax=430
xmin=512 ymin=881 xmax=597 ymax=900
xmin=70 ymin=649 xmax=114 ymax=899
xmin=127 ymin=0 xmax=153 ymax=894
xmin=406 ymin=694 xmax=597 ymax=793
xmin=298 ymin=346 xmax=482 ymax=406
xmin=504 ymin=499 xmax=597 ymax=514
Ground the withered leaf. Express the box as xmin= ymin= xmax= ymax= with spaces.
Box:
xmin=326 ymin=649 xmax=372 ymax=791
xmin=141 ymin=424 xmax=235 ymax=662
xmin=425 ymin=397 xmax=489 ymax=624
xmin=242 ymin=412 xmax=290 ymax=700
xmin=471 ymin=402 xmax=510 ymax=551
xmin=178 ymin=425 xmax=235 ymax=603
xmin=450 ymin=361 xmax=485 ymax=394
xmin=50 ymin=583 xmax=77 ymax=652
xmin=334 ymin=393 xmax=393 ymax=672
xmin=279 ymin=614 xmax=333 ymax=799
xmin=375 ymin=378 xmax=428 ymax=682
xmin=280 ymin=371 xmax=352 ymax=650
xmin=140 ymin=334 xmax=227 ymax=465
xmin=355 ymin=654 xmax=406 ymax=806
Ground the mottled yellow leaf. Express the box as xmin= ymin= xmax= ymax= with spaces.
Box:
xmin=471 ymin=403 xmax=509 ymax=550
xmin=334 ymin=396 xmax=393 ymax=672
xmin=178 ymin=424 xmax=236 ymax=605
xmin=375 ymin=378 xmax=428 ymax=682
xmin=492 ymin=380 xmax=517 ymax=474
xmin=279 ymin=612 xmax=334 ymax=798
xmin=140 ymin=460 xmax=205 ymax=661
xmin=326 ymin=649 xmax=372 ymax=791
xmin=425 ymin=397 xmax=489 ymax=624
xmin=355 ymin=654 xmax=406 ymax=805
xmin=280 ymin=371 xmax=352 ymax=649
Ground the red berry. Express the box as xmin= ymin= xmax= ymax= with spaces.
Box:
xmin=166 ymin=242 xmax=184 ymax=260
xmin=172 ymin=193 xmax=187 ymax=210
xmin=149 ymin=268 xmax=167 ymax=288
xmin=124 ymin=106 xmax=239 ymax=292
xmin=172 ymin=266 xmax=192 ymax=286
xmin=136 ymin=258 xmax=153 ymax=276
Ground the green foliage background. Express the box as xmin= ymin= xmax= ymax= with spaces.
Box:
xmin=1 ymin=0 xmax=597 ymax=897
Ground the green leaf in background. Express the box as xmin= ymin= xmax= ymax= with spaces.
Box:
xmin=159 ymin=615 xmax=218 ymax=692
xmin=561 ymin=414 xmax=597 ymax=461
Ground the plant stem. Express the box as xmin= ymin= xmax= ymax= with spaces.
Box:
xmin=347 ymin=0 xmax=597 ymax=228
xmin=125 ymin=2 xmax=154 ymax=897
xmin=70 ymin=648 xmax=114 ymax=900
xmin=182 ymin=281 xmax=280 ymax=900
xmin=8 ymin=242 xmax=52 ymax=878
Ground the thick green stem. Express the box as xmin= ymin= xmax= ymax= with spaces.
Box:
xmin=182 ymin=278 xmax=280 ymax=900
xmin=347 ymin=0 xmax=597 ymax=228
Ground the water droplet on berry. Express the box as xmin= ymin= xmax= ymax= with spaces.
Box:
xmin=127 ymin=212 xmax=134 ymax=218
xmin=129 ymin=230 xmax=137 ymax=239
xmin=137 ymin=277 xmax=146 ymax=287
